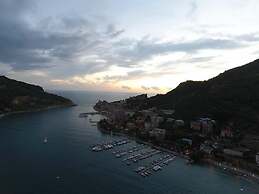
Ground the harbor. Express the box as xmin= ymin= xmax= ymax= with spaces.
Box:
xmin=90 ymin=138 xmax=177 ymax=178
xmin=1 ymin=92 xmax=259 ymax=194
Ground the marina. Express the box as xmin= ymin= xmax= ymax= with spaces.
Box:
xmin=135 ymin=155 xmax=176 ymax=177
xmin=1 ymin=91 xmax=259 ymax=194
xmin=91 ymin=138 xmax=178 ymax=177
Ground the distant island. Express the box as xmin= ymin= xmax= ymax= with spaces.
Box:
xmin=0 ymin=76 xmax=75 ymax=117
xmin=94 ymin=59 xmax=259 ymax=181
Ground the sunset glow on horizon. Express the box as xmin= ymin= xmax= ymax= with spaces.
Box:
xmin=1 ymin=0 xmax=259 ymax=93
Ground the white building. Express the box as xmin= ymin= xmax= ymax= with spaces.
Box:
xmin=223 ymin=148 xmax=250 ymax=158
xmin=144 ymin=121 xmax=152 ymax=131
xmin=125 ymin=111 xmax=135 ymax=117
xmin=141 ymin=110 xmax=156 ymax=117
xmin=149 ymin=128 xmax=166 ymax=140
xmin=151 ymin=116 xmax=164 ymax=128
xmin=174 ymin=120 xmax=185 ymax=127
xmin=160 ymin=109 xmax=175 ymax=116
xmin=200 ymin=144 xmax=214 ymax=155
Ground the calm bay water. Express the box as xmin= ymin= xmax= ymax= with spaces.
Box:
xmin=0 ymin=91 xmax=259 ymax=194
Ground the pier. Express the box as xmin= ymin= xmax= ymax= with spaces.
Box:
xmin=91 ymin=138 xmax=177 ymax=178
xmin=135 ymin=155 xmax=176 ymax=177
xmin=90 ymin=139 xmax=130 ymax=152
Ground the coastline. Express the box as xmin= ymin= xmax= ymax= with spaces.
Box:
xmin=98 ymin=126 xmax=259 ymax=184
xmin=0 ymin=103 xmax=76 ymax=119
xmin=202 ymin=158 xmax=259 ymax=184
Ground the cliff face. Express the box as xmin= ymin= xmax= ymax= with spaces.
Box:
xmin=146 ymin=59 xmax=259 ymax=133
xmin=0 ymin=76 xmax=74 ymax=114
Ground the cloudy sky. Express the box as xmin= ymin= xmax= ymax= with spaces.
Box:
xmin=0 ymin=0 xmax=259 ymax=93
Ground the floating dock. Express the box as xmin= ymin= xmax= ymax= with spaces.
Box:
xmin=91 ymin=138 xmax=177 ymax=178
xmin=90 ymin=139 xmax=130 ymax=152
xmin=134 ymin=155 xmax=176 ymax=177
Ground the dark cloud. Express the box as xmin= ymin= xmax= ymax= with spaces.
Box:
xmin=0 ymin=0 xmax=257 ymax=80
xmin=101 ymin=68 xmax=184 ymax=83
xmin=106 ymin=24 xmax=125 ymax=38
xmin=127 ymin=70 xmax=146 ymax=77
xmin=101 ymin=70 xmax=146 ymax=82
xmin=116 ymin=37 xmax=242 ymax=67
xmin=184 ymin=56 xmax=216 ymax=63
xmin=237 ymin=33 xmax=259 ymax=42
xmin=161 ymin=56 xmax=216 ymax=68
xmin=0 ymin=0 xmax=123 ymax=74
xmin=102 ymin=75 xmax=124 ymax=82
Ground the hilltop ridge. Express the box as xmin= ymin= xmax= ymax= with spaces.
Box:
xmin=145 ymin=59 xmax=259 ymax=134
xmin=0 ymin=76 xmax=75 ymax=115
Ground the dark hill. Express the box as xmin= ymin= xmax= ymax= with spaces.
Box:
xmin=0 ymin=76 xmax=75 ymax=115
xmin=146 ymin=59 xmax=259 ymax=133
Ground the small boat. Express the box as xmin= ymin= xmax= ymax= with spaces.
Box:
xmin=153 ymin=165 xmax=162 ymax=171
xmin=92 ymin=145 xmax=103 ymax=152
xmin=44 ymin=137 xmax=48 ymax=143
xmin=135 ymin=166 xmax=145 ymax=173
xmin=103 ymin=144 xmax=113 ymax=150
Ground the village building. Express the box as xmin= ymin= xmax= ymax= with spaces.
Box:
xmin=144 ymin=120 xmax=152 ymax=131
xmin=110 ymin=109 xmax=126 ymax=122
xmin=149 ymin=128 xmax=166 ymax=141
xmin=181 ymin=138 xmax=192 ymax=146
xmin=190 ymin=118 xmax=216 ymax=136
xmin=200 ymin=144 xmax=214 ymax=155
xmin=135 ymin=118 xmax=145 ymax=129
xmin=125 ymin=122 xmax=136 ymax=131
xmin=125 ymin=111 xmax=135 ymax=117
xmin=256 ymin=153 xmax=259 ymax=166
xmin=159 ymin=109 xmax=175 ymax=117
xmin=223 ymin=148 xmax=250 ymax=158
xmin=174 ymin=120 xmax=185 ymax=128
xmin=140 ymin=109 xmax=156 ymax=117
xmin=220 ymin=125 xmax=234 ymax=138
xmin=161 ymin=118 xmax=175 ymax=130
xmin=151 ymin=116 xmax=164 ymax=128
xmin=190 ymin=121 xmax=202 ymax=131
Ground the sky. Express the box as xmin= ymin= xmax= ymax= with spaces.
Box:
xmin=0 ymin=0 xmax=259 ymax=93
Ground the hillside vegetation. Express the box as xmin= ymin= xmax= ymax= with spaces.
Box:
xmin=0 ymin=76 xmax=74 ymax=114
xmin=146 ymin=59 xmax=259 ymax=134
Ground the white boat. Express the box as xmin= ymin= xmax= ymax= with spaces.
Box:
xmin=135 ymin=166 xmax=145 ymax=173
xmin=92 ymin=145 xmax=103 ymax=152
xmin=44 ymin=137 xmax=48 ymax=143
xmin=153 ymin=165 xmax=162 ymax=171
